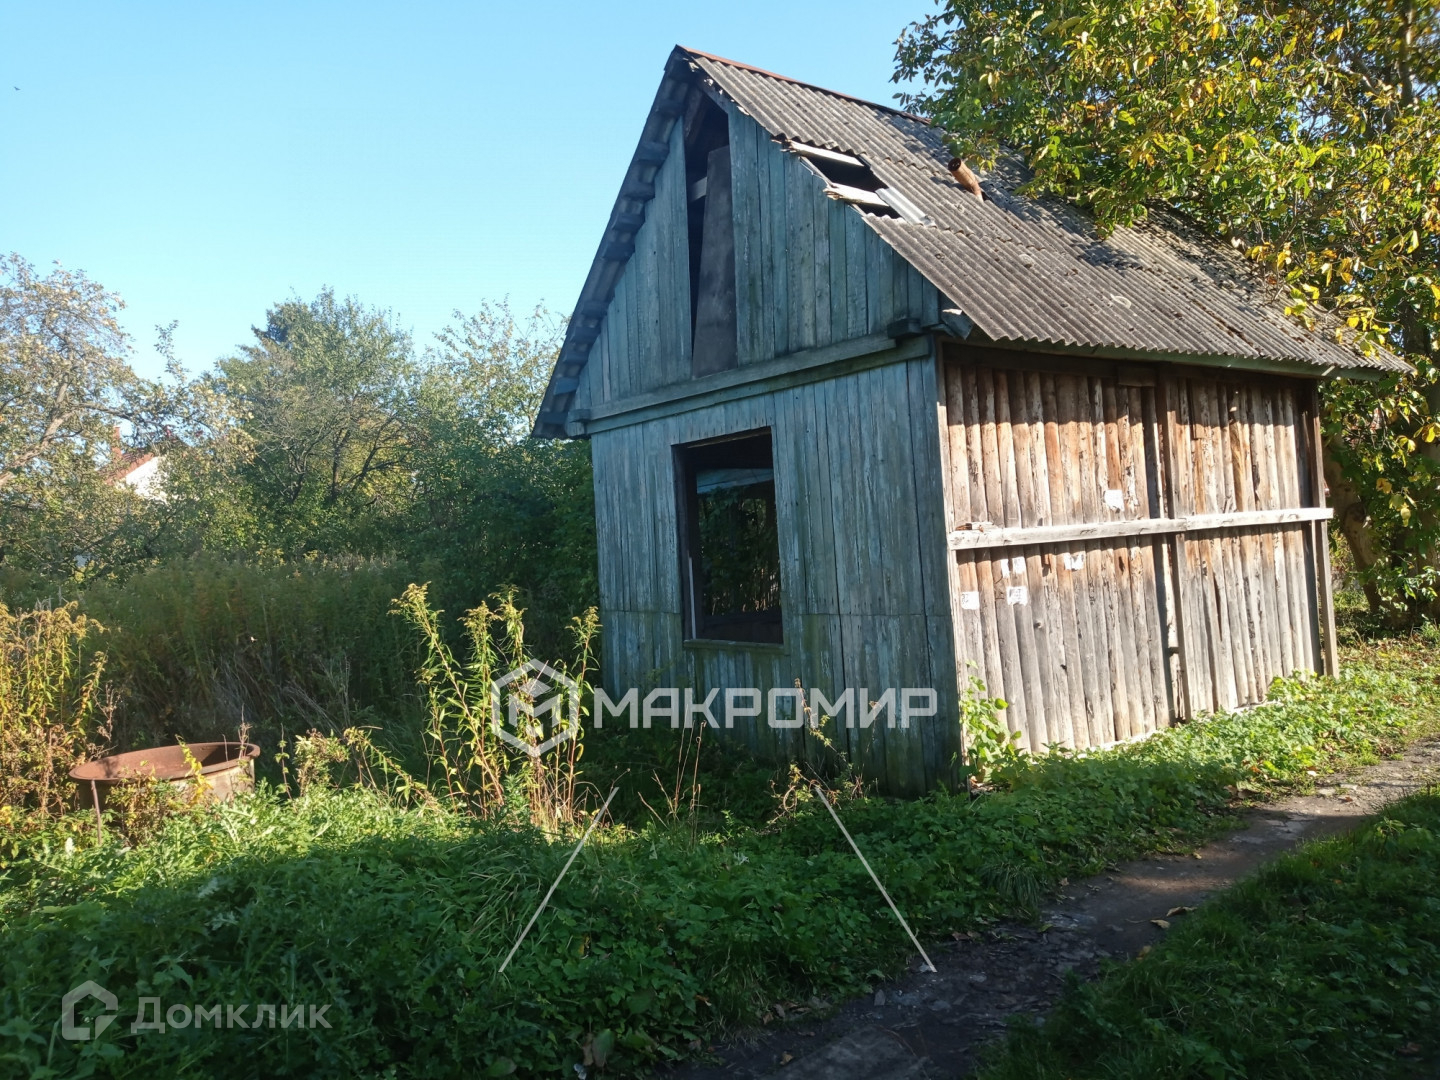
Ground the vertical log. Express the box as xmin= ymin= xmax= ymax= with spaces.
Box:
xmin=1158 ymin=377 xmax=1194 ymax=720
xmin=1309 ymin=386 xmax=1340 ymax=678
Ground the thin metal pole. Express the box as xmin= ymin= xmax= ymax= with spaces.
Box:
xmin=498 ymin=785 xmax=620 ymax=974
xmin=812 ymin=784 xmax=936 ymax=973
xmin=90 ymin=779 xmax=103 ymax=842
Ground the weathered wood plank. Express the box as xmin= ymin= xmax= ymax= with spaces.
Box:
xmin=1099 ymin=381 xmax=1138 ymax=740
xmin=1069 ymin=376 xmax=1113 ymax=744
xmin=947 ymin=506 xmax=1333 ymax=549
xmin=1008 ymin=375 xmax=1054 ymax=749
xmin=768 ymin=131 xmax=790 ymax=358
xmin=844 ymin=211 xmax=868 ymax=340
xmin=1275 ymin=388 xmax=1319 ymax=671
xmin=787 ymin=153 xmax=817 ymax=354
xmin=1044 ymin=374 xmax=1087 ymax=745
xmin=1157 ymin=375 xmax=1193 ymax=719
xmin=1307 ymin=388 xmax=1340 ymax=678
xmin=1027 ymin=371 xmax=1075 ymax=748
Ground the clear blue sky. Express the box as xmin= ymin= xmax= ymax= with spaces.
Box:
xmin=2 ymin=1 xmax=932 ymax=378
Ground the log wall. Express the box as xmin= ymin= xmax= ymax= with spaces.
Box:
xmin=940 ymin=347 xmax=1331 ymax=752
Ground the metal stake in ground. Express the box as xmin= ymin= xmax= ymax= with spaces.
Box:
xmin=498 ymin=785 xmax=621 ymax=975
xmin=812 ymin=784 xmax=936 ymax=973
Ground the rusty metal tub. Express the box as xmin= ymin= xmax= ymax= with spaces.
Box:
xmin=71 ymin=741 xmax=261 ymax=811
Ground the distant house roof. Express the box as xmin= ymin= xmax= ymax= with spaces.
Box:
xmin=534 ymin=47 xmax=1405 ymax=437
xmin=104 ymin=449 xmax=165 ymax=500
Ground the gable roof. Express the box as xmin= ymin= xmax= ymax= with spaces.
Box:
xmin=533 ymin=47 xmax=1406 ymax=438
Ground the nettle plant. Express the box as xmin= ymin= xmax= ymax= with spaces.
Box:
xmin=957 ymin=670 xmax=1021 ymax=785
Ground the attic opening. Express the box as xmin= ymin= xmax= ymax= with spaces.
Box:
xmin=686 ymin=92 xmax=738 ymax=377
xmin=676 ymin=429 xmax=783 ymax=645
xmin=786 ymin=142 xmax=899 ymax=219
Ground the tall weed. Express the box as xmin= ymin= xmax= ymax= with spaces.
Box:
xmin=391 ymin=583 xmax=600 ymax=830
xmin=77 ymin=556 xmax=421 ymax=753
xmin=0 ymin=602 xmax=112 ymax=815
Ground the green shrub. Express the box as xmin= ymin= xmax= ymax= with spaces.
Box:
xmin=0 ymin=602 xmax=110 ymax=816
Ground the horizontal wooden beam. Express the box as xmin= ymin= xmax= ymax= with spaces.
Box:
xmin=600 ymin=239 xmax=635 ymax=261
xmin=578 ymin=333 xmax=931 ymax=435
xmin=947 ymin=507 xmax=1334 ymax=551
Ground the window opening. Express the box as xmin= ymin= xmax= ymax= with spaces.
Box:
xmin=676 ymin=429 xmax=783 ymax=644
xmin=784 ymin=140 xmax=915 ymax=220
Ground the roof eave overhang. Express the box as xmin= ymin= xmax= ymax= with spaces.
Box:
xmin=940 ymin=334 xmax=1404 ymax=381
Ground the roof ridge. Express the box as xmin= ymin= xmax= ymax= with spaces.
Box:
xmin=676 ymin=46 xmax=930 ymax=126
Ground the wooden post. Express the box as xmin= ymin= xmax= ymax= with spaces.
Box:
xmin=1309 ymin=387 xmax=1340 ymax=678
xmin=1158 ymin=380 xmax=1193 ymax=720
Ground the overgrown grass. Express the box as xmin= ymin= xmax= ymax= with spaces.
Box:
xmin=0 ymin=557 xmax=589 ymax=774
xmin=75 ymin=557 xmax=423 ymax=757
xmin=978 ymin=787 xmax=1440 ymax=1080
xmin=2 ymin=654 xmax=1437 ymax=1078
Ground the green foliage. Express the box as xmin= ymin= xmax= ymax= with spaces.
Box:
xmin=1 ymin=656 xmax=1434 ymax=1078
xmin=210 ymin=290 xmax=421 ymax=555
xmin=73 ymin=557 xmax=423 ymax=756
xmin=895 ymin=0 xmax=1440 ymax=618
xmin=399 ymin=302 xmax=596 ymax=649
xmin=0 ymin=254 xmax=215 ymax=580
xmin=389 ymin=582 xmax=600 ymax=830
xmin=0 ymin=602 xmax=110 ymax=816
xmin=697 ymin=483 xmax=781 ymax=618
xmin=3 ymin=261 xmax=595 ymax=664
xmin=979 ymin=788 xmax=1440 ymax=1079
xmin=958 ymin=671 xmax=1019 ymax=784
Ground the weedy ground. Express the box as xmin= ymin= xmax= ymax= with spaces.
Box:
xmin=977 ymin=785 xmax=1440 ymax=1080
xmin=2 ymin=601 xmax=1439 ymax=1078
xmin=971 ymin=616 xmax=1440 ymax=1080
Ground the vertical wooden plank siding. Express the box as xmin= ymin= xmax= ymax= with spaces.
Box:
xmin=942 ymin=357 xmax=1327 ymax=751
xmin=591 ymin=352 xmax=959 ymax=797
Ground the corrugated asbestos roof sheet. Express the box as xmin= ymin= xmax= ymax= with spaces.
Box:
xmin=689 ymin=50 xmax=1407 ymax=376
xmin=532 ymin=48 xmax=1405 ymax=439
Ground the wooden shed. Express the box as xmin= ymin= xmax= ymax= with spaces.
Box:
xmin=533 ymin=47 xmax=1407 ymax=794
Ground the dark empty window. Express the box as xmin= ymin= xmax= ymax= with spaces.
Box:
xmin=677 ymin=430 xmax=783 ymax=644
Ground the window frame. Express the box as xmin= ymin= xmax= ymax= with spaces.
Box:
xmin=674 ymin=427 xmax=785 ymax=647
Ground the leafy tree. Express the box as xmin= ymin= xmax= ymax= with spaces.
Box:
xmin=405 ymin=303 xmax=596 ymax=652
xmin=896 ymin=0 xmax=1440 ymax=620
xmin=215 ymin=290 xmax=421 ymax=555
xmin=0 ymin=254 xmax=207 ymax=578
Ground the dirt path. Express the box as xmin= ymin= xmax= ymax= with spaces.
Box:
xmin=671 ymin=737 xmax=1440 ymax=1080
